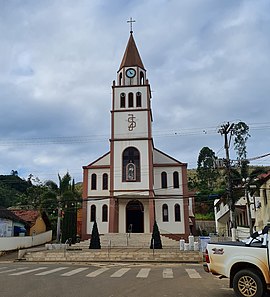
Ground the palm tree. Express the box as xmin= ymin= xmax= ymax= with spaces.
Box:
xmin=45 ymin=173 xmax=80 ymax=243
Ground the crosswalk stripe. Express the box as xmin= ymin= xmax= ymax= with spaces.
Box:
xmin=163 ymin=268 xmax=173 ymax=278
xmin=10 ymin=267 xmax=47 ymax=275
xmin=3 ymin=266 xmax=203 ymax=279
xmin=86 ymin=267 xmax=109 ymax=277
xmin=35 ymin=267 xmax=68 ymax=276
xmin=0 ymin=267 xmax=28 ymax=274
xmin=110 ymin=268 xmax=131 ymax=278
xmin=136 ymin=268 xmax=151 ymax=278
xmin=61 ymin=268 xmax=89 ymax=276
xmin=185 ymin=268 xmax=201 ymax=279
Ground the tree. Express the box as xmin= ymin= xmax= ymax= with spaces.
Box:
xmin=232 ymin=160 xmax=267 ymax=235
xmin=218 ymin=121 xmax=251 ymax=240
xmin=233 ymin=122 xmax=250 ymax=161
xmin=150 ymin=220 xmax=162 ymax=249
xmin=44 ymin=172 xmax=80 ymax=243
xmin=197 ymin=147 xmax=219 ymax=191
xmin=89 ymin=220 xmax=101 ymax=249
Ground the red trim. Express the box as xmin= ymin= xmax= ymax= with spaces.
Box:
xmin=111 ymin=108 xmax=150 ymax=113
xmin=109 ymin=86 xmax=117 ymax=232
xmin=85 ymin=165 xmax=110 ymax=169
xmin=181 ymin=164 xmax=190 ymax=238
xmin=81 ymin=168 xmax=89 ymax=240
xmin=153 ymin=164 xmax=184 ymax=168
xmin=111 ymin=137 xmax=152 ymax=142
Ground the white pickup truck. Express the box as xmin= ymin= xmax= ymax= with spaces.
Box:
xmin=203 ymin=226 xmax=270 ymax=297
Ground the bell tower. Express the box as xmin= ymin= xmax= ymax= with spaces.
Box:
xmin=108 ymin=24 xmax=155 ymax=232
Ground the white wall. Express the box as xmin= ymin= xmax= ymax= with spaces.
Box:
xmin=155 ymin=199 xmax=185 ymax=234
xmin=154 ymin=167 xmax=183 ymax=196
xmin=113 ymin=140 xmax=150 ymax=191
xmin=87 ymin=199 xmax=109 ymax=234
xmin=87 ymin=168 xmax=110 ymax=197
xmin=0 ymin=230 xmax=52 ymax=251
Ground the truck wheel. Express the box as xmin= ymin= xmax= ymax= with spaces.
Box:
xmin=233 ymin=269 xmax=265 ymax=297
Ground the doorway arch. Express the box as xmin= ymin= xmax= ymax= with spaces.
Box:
xmin=126 ymin=200 xmax=144 ymax=233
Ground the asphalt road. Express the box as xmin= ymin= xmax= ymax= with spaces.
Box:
xmin=0 ymin=262 xmax=236 ymax=297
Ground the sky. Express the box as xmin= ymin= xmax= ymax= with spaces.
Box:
xmin=1 ymin=0 xmax=270 ymax=183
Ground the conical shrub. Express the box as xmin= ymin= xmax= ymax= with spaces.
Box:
xmin=150 ymin=220 xmax=162 ymax=249
xmin=89 ymin=220 xmax=101 ymax=249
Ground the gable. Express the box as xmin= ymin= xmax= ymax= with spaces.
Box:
xmin=0 ymin=207 xmax=27 ymax=225
xmin=11 ymin=210 xmax=39 ymax=227
xmin=153 ymin=148 xmax=186 ymax=166
xmin=83 ymin=152 xmax=110 ymax=168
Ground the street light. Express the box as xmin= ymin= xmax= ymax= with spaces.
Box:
xmin=242 ymin=177 xmax=253 ymax=236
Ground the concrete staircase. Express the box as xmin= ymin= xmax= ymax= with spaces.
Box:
xmin=76 ymin=233 xmax=180 ymax=248
xmin=21 ymin=234 xmax=202 ymax=263
xmin=23 ymin=248 xmax=202 ymax=263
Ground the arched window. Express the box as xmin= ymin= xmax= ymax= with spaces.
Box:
xmin=173 ymin=171 xmax=179 ymax=188
xmin=161 ymin=172 xmax=167 ymax=188
xmin=140 ymin=71 xmax=144 ymax=85
xmin=136 ymin=92 xmax=142 ymax=107
xmin=120 ymin=93 xmax=125 ymax=108
xmin=122 ymin=147 xmax=140 ymax=182
xmin=91 ymin=173 xmax=97 ymax=190
xmin=102 ymin=205 xmax=108 ymax=222
xmin=90 ymin=205 xmax=96 ymax=222
xmin=174 ymin=204 xmax=181 ymax=222
xmin=119 ymin=72 xmax=122 ymax=86
xmin=128 ymin=92 xmax=134 ymax=107
xmin=162 ymin=204 xmax=169 ymax=222
xmin=102 ymin=173 xmax=108 ymax=190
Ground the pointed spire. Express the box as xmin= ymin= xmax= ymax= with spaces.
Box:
xmin=119 ymin=32 xmax=145 ymax=70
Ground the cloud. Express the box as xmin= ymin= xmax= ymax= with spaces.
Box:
xmin=0 ymin=0 xmax=269 ymax=183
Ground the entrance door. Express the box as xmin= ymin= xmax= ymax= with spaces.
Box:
xmin=126 ymin=200 xmax=144 ymax=233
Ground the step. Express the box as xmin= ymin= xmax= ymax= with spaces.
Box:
xmin=23 ymin=248 xmax=203 ymax=263
xmin=76 ymin=233 xmax=180 ymax=248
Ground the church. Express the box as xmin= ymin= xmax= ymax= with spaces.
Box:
xmin=81 ymin=28 xmax=193 ymax=240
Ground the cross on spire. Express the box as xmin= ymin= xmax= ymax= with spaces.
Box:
xmin=127 ymin=17 xmax=136 ymax=33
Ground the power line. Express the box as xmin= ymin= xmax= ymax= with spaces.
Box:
xmin=0 ymin=121 xmax=269 ymax=147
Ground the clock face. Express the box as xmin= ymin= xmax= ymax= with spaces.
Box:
xmin=126 ymin=68 xmax=136 ymax=78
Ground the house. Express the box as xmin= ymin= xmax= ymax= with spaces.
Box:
xmin=81 ymin=30 xmax=194 ymax=240
xmin=214 ymin=194 xmax=260 ymax=238
xmin=0 ymin=207 xmax=28 ymax=237
xmin=11 ymin=210 xmax=51 ymax=236
xmin=254 ymin=171 xmax=270 ymax=230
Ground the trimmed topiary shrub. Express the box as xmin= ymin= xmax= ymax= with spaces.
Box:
xmin=89 ymin=220 xmax=101 ymax=249
xmin=150 ymin=220 xmax=162 ymax=249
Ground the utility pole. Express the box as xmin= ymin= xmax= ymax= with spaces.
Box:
xmin=218 ymin=122 xmax=236 ymax=241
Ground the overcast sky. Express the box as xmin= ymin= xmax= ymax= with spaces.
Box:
xmin=1 ymin=0 xmax=270 ymax=183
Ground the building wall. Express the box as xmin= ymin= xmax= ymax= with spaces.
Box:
xmin=113 ymin=140 xmax=150 ymax=191
xmin=87 ymin=167 xmax=110 ymax=197
xmin=87 ymin=199 xmax=110 ymax=234
xmin=113 ymin=86 xmax=148 ymax=111
xmin=255 ymin=179 xmax=270 ymax=229
xmin=29 ymin=217 xmax=46 ymax=236
xmin=155 ymin=199 xmax=185 ymax=234
xmin=0 ymin=218 xmax=13 ymax=237
xmin=154 ymin=166 xmax=183 ymax=196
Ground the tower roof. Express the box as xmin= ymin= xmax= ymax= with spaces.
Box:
xmin=119 ymin=32 xmax=145 ymax=70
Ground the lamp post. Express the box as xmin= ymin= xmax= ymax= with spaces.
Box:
xmin=56 ymin=196 xmax=62 ymax=243
xmin=242 ymin=177 xmax=253 ymax=236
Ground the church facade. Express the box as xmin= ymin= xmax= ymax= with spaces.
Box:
xmin=81 ymin=31 xmax=192 ymax=239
